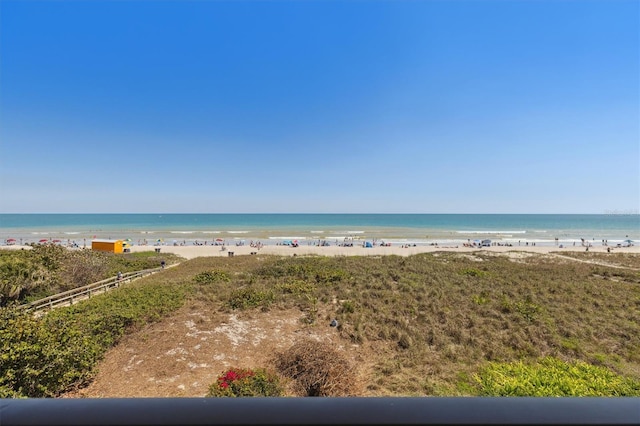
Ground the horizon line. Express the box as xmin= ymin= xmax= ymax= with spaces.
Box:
xmin=1 ymin=212 xmax=638 ymax=216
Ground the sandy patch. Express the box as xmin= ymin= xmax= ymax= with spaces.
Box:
xmin=63 ymin=303 xmax=359 ymax=398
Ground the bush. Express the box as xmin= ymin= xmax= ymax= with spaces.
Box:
xmin=0 ymin=306 xmax=101 ymax=397
xmin=460 ymin=268 xmax=488 ymax=278
xmin=59 ymin=250 xmax=109 ymax=291
xmin=206 ymin=367 xmax=283 ymax=397
xmin=277 ymin=280 xmax=314 ymax=295
xmin=0 ymin=254 xmax=53 ymax=305
xmin=50 ymin=280 xmax=187 ymax=350
xmin=0 ymin=247 xmax=182 ymax=303
xmin=0 ymin=279 xmax=187 ymax=397
xmin=256 ymin=258 xmax=348 ymax=284
xmin=228 ymin=288 xmax=274 ymax=310
xmin=194 ymin=270 xmax=231 ymax=284
xmin=474 ymin=357 xmax=640 ymax=396
xmin=274 ymin=340 xmax=359 ymax=396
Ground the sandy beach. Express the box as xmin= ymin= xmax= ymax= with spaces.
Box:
xmin=2 ymin=242 xmax=638 ymax=260
xmin=124 ymin=243 xmax=640 ymax=260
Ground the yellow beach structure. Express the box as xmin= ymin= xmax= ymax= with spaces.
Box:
xmin=91 ymin=239 xmax=124 ymax=253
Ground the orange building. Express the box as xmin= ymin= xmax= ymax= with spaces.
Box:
xmin=91 ymin=239 xmax=124 ymax=253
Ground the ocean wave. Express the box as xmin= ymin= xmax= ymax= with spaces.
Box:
xmin=268 ymin=236 xmax=308 ymax=240
xmin=64 ymin=232 xmax=80 ymax=235
xmin=310 ymin=231 xmax=325 ymax=234
xmin=227 ymin=231 xmax=249 ymax=234
xmin=202 ymin=231 xmax=221 ymax=234
xmin=457 ymin=230 xmax=527 ymax=234
xmin=170 ymin=231 xmax=195 ymax=234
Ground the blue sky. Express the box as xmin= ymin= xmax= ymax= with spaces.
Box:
xmin=1 ymin=0 xmax=638 ymax=214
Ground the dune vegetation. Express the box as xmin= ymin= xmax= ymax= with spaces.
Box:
xmin=1 ymin=248 xmax=639 ymax=397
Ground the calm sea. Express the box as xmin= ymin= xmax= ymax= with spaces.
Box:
xmin=0 ymin=214 xmax=638 ymax=247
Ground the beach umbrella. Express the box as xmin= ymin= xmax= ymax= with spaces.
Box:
xmin=216 ymin=238 xmax=224 ymax=242
xmin=7 ymin=238 xmax=16 ymax=242
xmin=39 ymin=239 xmax=48 ymax=243
xmin=52 ymin=239 xmax=62 ymax=243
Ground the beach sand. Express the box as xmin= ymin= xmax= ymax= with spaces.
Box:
xmin=2 ymin=243 xmax=638 ymax=260
xmin=126 ymin=243 xmax=640 ymax=260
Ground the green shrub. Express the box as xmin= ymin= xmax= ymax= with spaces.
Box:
xmin=194 ymin=270 xmax=231 ymax=284
xmin=0 ymin=255 xmax=52 ymax=305
xmin=460 ymin=268 xmax=487 ymax=278
xmin=474 ymin=357 xmax=640 ymax=396
xmin=206 ymin=367 xmax=283 ymax=397
xmin=0 ymin=306 xmax=101 ymax=397
xmin=0 ymin=247 xmax=181 ymax=303
xmin=515 ymin=297 xmax=540 ymax=323
xmin=256 ymin=258 xmax=347 ymax=283
xmin=228 ymin=288 xmax=274 ymax=310
xmin=51 ymin=281 xmax=187 ymax=349
xmin=277 ymin=280 xmax=314 ymax=295
xmin=0 ymin=279 xmax=187 ymax=397
xmin=472 ymin=293 xmax=489 ymax=305
xmin=0 ymin=385 xmax=22 ymax=398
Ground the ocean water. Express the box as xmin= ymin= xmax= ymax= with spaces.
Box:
xmin=0 ymin=214 xmax=638 ymax=247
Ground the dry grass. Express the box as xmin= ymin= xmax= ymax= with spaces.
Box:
xmin=273 ymin=339 xmax=362 ymax=396
xmin=63 ymin=251 xmax=640 ymax=396
xmin=550 ymin=251 xmax=640 ymax=269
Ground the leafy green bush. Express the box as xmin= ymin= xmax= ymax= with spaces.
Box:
xmin=514 ymin=297 xmax=540 ymax=323
xmin=0 ymin=385 xmax=22 ymax=398
xmin=0 ymin=306 xmax=101 ymax=397
xmin=228 ymin=288 xmax=274 ymax=310
xmin=0 ymin=255 xmax=52 ymax=304
xmin=194 ymin=270 xmax=231 ymax=284
xmin=256 ymin=258 xmax=348 ymax=283
xmin=276 ymin=279 xmax=314 ymax=295
xmin=474 ymin=357 xmax=640 ymax=396
xmin=460 ymin=268 xmax=488 ymax=278
xmin=206 ymin=367 xmax=283 ymax=397
xmin=50 ymin=281 xmax=187 ymax=350
xmin=0 ymin=246 xmax=182 ymax=304
xmin=0 ymin=278 xmax=187 ymax=397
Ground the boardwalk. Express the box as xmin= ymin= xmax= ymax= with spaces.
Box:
xmin=20 ymin=265 xmax=175 ymax=314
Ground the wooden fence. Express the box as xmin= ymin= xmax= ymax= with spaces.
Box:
xmin=19 ymin=267 xmax=165 ymax=313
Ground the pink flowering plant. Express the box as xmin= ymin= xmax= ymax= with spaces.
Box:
xmin=206 ymin=367 xmax=284 ymax=397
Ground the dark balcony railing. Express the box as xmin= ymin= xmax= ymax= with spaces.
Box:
xmin=1 ymin=397 xmax=639 ymax=426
